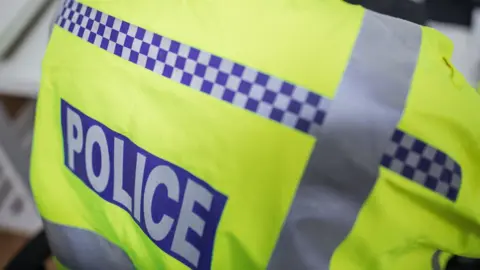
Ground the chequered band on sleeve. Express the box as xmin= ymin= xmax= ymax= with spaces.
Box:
xmin=56 ymin=0 xmax=330 ymax=134
xmin=56 ymin=0 xmax=463 ymax=201
xmin=381 ymin=130 xmax=462 ymax=201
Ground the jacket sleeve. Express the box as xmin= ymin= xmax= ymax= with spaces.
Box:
xmin=399 ymin=25 xmax=480 ymax=259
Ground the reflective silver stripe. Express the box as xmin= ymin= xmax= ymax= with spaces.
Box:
xmin=432 ymin=250 xmax=442 ymax=270
xmin=268 ymin=10 xmax=421 ymax=269
xmin=44 ymin=220 xmax=135 ymax=270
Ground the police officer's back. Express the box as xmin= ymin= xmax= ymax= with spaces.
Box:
xmin=30 ymin=0 xmax=480 ymax=269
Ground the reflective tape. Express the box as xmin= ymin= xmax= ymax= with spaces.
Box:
xmin=44 ymin=219 xmax=135 ymax=270
xmin=56 ymin=0 xmax=330 ymax=134
xmin=432 ymin=250 xmax=442 ymax=270
xmin=268 ymin=10 xmax=422 ymax=269
xmin=382 ymin=130 xmax=462 ymax=201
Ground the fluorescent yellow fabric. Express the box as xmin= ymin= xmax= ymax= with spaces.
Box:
xmin=31 ymin=1 xmax=362 ymax=269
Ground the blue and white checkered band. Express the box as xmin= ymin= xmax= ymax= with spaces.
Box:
xmin=381 ymin=130 xmax=461 ymax=201
xmin=57 ymin=0 xmax=330 ymax=134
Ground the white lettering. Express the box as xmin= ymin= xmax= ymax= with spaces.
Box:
xmin=134 ymin=153 xmax=146 ymax=223
xmin=144 ymin=165 xmax=180 ymax=241
xmin=66 ymin=108 xmax=83 ymax=170
xmin=64 ymin=102 xmax=224 ymax=268
xmin=85 ymin=125 xmax=110 ymax=193
xmin=113 ymin=137 xmax=132 ymax=212
xmin=172 ymin=180 xmax=213 ymax=267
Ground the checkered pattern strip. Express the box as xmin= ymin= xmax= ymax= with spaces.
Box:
xmin=56 ymin=0 xmax=330 ymax=134
xmin=381 ymin=129 xmax=462 ymax=201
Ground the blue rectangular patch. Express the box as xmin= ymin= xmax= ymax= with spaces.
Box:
xmin=60 ymin=99 xmax=227 ymax=270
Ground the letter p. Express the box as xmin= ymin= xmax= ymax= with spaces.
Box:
xmin=66 ymin=107 xmax=83 ymax=170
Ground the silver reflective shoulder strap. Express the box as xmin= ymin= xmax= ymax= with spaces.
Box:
xmin=268 ymin=10 xmax=422 ymax=270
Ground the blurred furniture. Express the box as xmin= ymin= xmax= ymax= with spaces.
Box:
xmin=0 ymin=0 xmax=57 ymax=237
xmin=0 ymin=0 xmax=57 ymax=98
xmin=0 ymin=0 xmax=50 ymax=57
xmin=0 ymin=97 xmax=41 ymax=235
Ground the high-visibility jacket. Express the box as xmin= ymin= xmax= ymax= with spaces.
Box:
xmin=31 ymin=0 xmax=480 ymax=269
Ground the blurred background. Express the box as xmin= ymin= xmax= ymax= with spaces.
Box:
xmin=0 ymin=0 xmax=479 ymax=268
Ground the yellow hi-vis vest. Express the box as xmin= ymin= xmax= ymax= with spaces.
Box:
xmin=31 ymin=0 xmax=480 ymax=269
